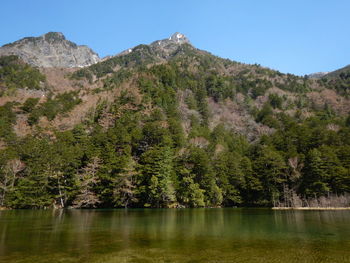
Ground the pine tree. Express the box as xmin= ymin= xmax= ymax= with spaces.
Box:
xmin=139 ymin=146 xmax=176 ymax=207
xmin=186 ymin=147 xmax=222 ymax=206
xmin=301 ymin=148 xmax=329 ymax=197
xmin=176 ymin=167 xmax=205 ymax=207
xmin=252 ymin=146 xmax=287 ymax=205
xmin=213 ymin=151 xmax=244 ymax=206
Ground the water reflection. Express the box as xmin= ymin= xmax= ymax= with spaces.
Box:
xmin=0 ymin=209 xmax=350 ymax=262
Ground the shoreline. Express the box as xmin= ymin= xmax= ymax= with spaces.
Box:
xmin=272 ymin=207 xmax=350 ymax=210
xmin=1 ymin=206 xmax=350 ymax=210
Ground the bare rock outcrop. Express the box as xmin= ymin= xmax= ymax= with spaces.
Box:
xmin=0 ymin=32 xmax=100 ymax=68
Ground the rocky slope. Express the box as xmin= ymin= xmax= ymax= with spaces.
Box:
xmin=1 ymin=32 xmax=350 ymax=139
xmin=0 ymin=32 xmax=100 ymax=68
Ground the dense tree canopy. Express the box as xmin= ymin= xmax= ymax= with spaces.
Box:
xmin=0 ymin=54 xmax=349 ymax=209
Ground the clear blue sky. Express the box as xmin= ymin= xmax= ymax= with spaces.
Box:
xmin=1 ymin=0 xmax=349 ymax=75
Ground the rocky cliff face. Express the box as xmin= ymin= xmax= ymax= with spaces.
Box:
xmin=0 ymin=32 xmax=100 ymax=68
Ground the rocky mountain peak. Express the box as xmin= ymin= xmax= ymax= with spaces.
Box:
xmin=168 ymin=32 xmax=190 ymax=44
xmin=151 ymin=32 xmax=190 ymax=47
xmin=116 ymin=32 xmax=192 ymax=60
xmin=0 ymin=32 xmax=100 ymax=68
xmin=148 ymin=32 xmax=191 ymax=56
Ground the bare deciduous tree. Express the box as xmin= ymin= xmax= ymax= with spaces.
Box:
xmin=0 ymin=159 xmax=25 ymax=206
xmin=288 ymin=156 xmax=303 ymax=181
xmin=113 ymin=158 xmax=138 ymax=208
xmin=73 ymin=156 xmax=101 ymax=208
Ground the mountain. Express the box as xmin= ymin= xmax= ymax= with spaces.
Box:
xmin=0 ymin=32 xmax=100 ymax=68
xmin=0 ymin=32 xmax=349 ymax=209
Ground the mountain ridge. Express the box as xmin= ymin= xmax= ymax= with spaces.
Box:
xmin=0 ymin=32 xmax=100 ymax=68
xmin=1 ymin=31 xmax=346 ymax=77
xmin=0 ymin=32 xmax=349 ymax=209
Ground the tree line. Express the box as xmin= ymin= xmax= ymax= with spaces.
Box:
xmin=0 ymin=57 xmax=349 ymax=209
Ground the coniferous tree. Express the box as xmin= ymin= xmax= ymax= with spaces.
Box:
xmin=139 ymin=146 xmax=176 ymax=207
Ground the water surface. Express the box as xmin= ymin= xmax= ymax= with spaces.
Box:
xmin=0 ymin=208 xmax=349 ymax=262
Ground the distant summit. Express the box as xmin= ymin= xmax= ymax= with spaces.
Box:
xmin=115 ymin=32 xmax=192 ymax=60
xmin=166 ymin=32 xmax=190 ymax=44
xmin=0 ymin=32 xmax=100 ymax=68
xmin=150 ymin=32 xmax=190 ymax=52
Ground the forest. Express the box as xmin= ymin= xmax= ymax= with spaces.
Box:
xmin=0 ymin=52 xmax=350 ymax=209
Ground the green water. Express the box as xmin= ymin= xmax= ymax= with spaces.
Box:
xmin=0 ymin=209 xmax=349 ymax=263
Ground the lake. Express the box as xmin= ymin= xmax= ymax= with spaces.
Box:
xmin=0 ymin=208 xmax=349 ymax=263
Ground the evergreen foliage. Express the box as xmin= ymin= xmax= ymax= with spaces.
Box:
xmin=0 ymin=55 xmax=46 ymax=96
xmin=0 ymin=45 xmax=349 ymax=209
